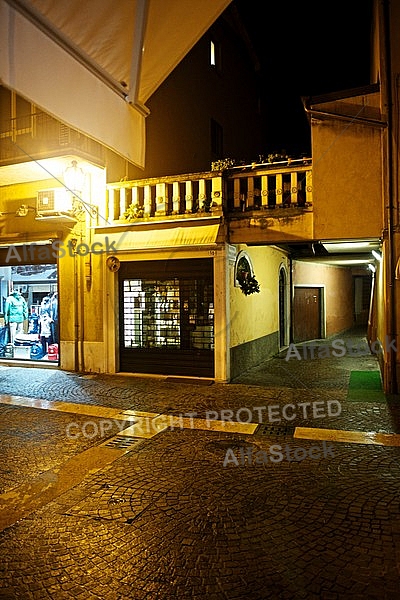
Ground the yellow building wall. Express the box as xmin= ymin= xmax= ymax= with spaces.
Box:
xmin=230 ymin=245 xmax=288 ymax=347
xmin=0 ymin=180 xmax=66 ymax=238
xmin=311 ymin=100 xmax=383 ymax=241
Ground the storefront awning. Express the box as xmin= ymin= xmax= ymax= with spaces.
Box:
xmin=0 ymin=0 xmax=232 ymax=166
xmin=94 ymin=223 xmax=220 ymax=252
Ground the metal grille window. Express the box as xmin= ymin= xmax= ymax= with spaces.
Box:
xmin=122 ymin=278 xmax=214 ymax=351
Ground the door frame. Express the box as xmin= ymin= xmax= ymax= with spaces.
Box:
xmin=292 ymin=284 xmax=326 ymax=341
xmin=279 ymin=264 xmax=290 ymax=349
xmin=117 ymin=257 xmax=215 ymax=378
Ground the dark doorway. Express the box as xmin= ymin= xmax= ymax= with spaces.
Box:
xmin=279 ymin=267 xmax=288 ymax=347
xmin=119 ymin=258 xmax=214 ymax=377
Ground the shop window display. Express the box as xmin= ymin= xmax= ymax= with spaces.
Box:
xmin=0 ymin=264 xmax=59 ymax=363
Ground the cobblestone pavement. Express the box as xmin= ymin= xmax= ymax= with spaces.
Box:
xmin=0 ymin=328 xmax=400 ymax=599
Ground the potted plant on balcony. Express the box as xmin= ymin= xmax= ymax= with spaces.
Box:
xmin=124 ymin=203 xmax=144 ymax=221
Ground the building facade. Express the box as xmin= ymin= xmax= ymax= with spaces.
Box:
xmin=1 ymin=0 xmax=397 ymax=391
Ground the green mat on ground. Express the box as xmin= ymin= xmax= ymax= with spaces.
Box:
xmin=347 ymin=370 xmax=387 ymax=402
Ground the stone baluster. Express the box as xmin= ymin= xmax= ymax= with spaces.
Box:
xmin=306 ymin=170 xmax=312 ymax=205
xmin=131 ymin=186 xmax=140 ymax=214
xmin=211 ymin=176 xmax=222 ymax=210
xmin=261 ymin=175 xmax=268 ymax=208
xmin=172 ymin=181 xmax=180 ymax=214
xmin=185 ymin=180 xmax=193 ymax=213
xmin=276 ymin=174 xmax=283 ymax=206
xmin=143 ymin=185 xmax=152 ymax=217
xmin=291 ymin=172 xmax=298 ymax=205
xmin=119 ymin=187 xmax=128 ymax=219
xmin=156 ymin=183 xmax=167 ymax=215
xmin=198 ymin=179 xmax=207 ymax=211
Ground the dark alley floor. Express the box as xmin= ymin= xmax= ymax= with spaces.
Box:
xmin=0 ymin=327 xmax=399 ymax=599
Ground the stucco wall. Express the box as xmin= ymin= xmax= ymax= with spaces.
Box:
xmin=229 ymin=245 xmax=289 ymax=377
xmin=230 ymin=245 xmax=289 ymax=346
xmin=311 ymin=94 xmax=383 ymax=241
xmin=293 ymin=260 xmax=355 ymax=337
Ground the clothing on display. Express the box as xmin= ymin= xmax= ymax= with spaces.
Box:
xmin=4 ymin=290 xmax=28 ymax=324
xmin=28 ymin=310 xmax=40 ymax=334
xmin=0 ymin=263 xmax=59 ymax=364
xmin=39 ymin=296 xmax=53 ymax=355
xmin=4 ymin=291 xmax=28 ymax=344
xmin=49 ymin=292 xmax=58 ymax=344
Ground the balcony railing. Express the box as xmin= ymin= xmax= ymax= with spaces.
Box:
xmin=105 ymin=172 xmax=224 ymax=222
xmin=105 ymin=159 xmax=312 ymax=224
xmin=0 ymin=112 xmax=105 ymax=165
xmin=226 ymin=159 xmax=312 ymax=212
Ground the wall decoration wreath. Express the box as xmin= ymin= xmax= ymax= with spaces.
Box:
xmin=235 ymin=254 xmax=260 ymax=296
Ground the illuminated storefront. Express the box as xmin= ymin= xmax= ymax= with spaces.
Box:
xmin=0 ymin=250 xmax=59 ymax=364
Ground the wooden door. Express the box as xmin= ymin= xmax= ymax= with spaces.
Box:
xmin=293 ymin=287 xmax=321 ymax=343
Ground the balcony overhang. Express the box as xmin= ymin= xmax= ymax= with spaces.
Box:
xmin=278 ymin=238 xmax=381 ymax=267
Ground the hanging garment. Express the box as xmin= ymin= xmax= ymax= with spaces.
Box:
xmin=50 ymin=293 xmax=58 ymax=322
xmin=4 ymin=292 xmax=28 ymax=324
xmin=39 ymin=312 xmax=52 ymax=338
xmin=28 ymin=313 xmax=40 ymax=334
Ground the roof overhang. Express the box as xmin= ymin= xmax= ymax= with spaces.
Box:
xmin=279 ymin=239 xmax=381 ymax=268
xmin=0 ymin=0 xmax=232 ymax=167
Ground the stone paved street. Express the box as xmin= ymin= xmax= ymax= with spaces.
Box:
xmin=1 ymin=328 xmax=400 ymax=599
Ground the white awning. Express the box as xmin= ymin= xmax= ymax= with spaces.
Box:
xmin=0 ymin=0 xmax=232 ymax=166
xmin=94 ymin=223 xmax=220 ymax=251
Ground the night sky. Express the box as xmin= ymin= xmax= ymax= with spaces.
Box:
xmin=236 ymin=0 xmax=374 ymax=157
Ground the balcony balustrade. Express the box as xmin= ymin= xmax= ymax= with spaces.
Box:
xmin=105 ymin=159 xmax=312 ymax=224
xmin=0 ymin=112 xmax=105 ymax=165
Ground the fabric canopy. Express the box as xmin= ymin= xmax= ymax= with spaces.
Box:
xmin=0 ymin=0 xmax=232 ymax=166
xmin=94 ymin=223 xmax=220 ymax=251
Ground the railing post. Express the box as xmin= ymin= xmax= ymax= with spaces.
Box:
xmin=172 ymin=181 xmax=180 ymax=214
xmin=306 ymin=170 xmax=312 ymax=205
xmin=156 ymin=183 xmax=167 ymax=215
xmin=119 ymin=187 xmax=127 ymax=219
xmin=211 ymin=176 xmax=223 ymax=210
xmin=276 ymin=174 xmax=283 ymax=206
xmin=291 ymin=172 xmax=298 ymax=205
xmin=144 ymin=185 xmax=152 ymax=217
xmin=185 ymin=181 xmax=193 ymax=213
xmin=131 ymin=186 xmax=140 ymax=213
xmin=198 ymin=179 xmax=206 ymax=211
xmin=261 ymin=175 xmax=268 ymax=208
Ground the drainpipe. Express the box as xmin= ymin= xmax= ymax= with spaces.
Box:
xmin=382 ymin=0 xmax=397 ymax=394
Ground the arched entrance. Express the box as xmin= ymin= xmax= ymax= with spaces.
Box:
xmin=279 ymin=266 xmax=289 ymax=348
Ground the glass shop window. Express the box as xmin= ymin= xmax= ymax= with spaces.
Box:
xmin=0 ymin=264 xmax=59 ymax=363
